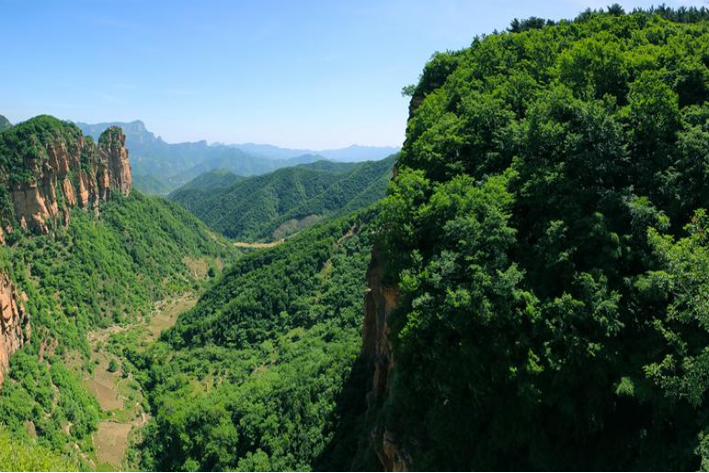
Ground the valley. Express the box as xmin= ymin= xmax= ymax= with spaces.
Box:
xmin=4 ymin=4 xmax=709 ymax=472
xmin=87 ymin=293 xmax=199 ymax=469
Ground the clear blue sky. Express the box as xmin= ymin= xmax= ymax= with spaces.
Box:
xmin=0 ymin=0 xmax=705 ymax=148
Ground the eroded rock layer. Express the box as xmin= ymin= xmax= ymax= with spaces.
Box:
xmin=0 ymin=117 xmax=131 ymax=235
xmin=362 ymin=247 xmax=412 ymax=472
xmin=0 ymin=271 xmax=30 ymax=387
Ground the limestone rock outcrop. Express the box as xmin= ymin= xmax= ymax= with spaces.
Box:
xmin=0 ymin=117 xmax=131 ymax=235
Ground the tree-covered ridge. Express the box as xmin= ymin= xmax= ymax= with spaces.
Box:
xmin=374 ymin=7 xmax=709 ymax=470
xmin=175 ymin=168 xmax=245 ymax=192
xmin=0 ymin=115 xmax=11 ymax=133
xmin=126 ymin=210 xmax=376 ymax=471
xmin=171 ymin=155 xmax=396 ymax=241
xmin=0 ymin=192 xmax=233 ymax=465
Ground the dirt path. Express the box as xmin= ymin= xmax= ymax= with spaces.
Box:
xmin=88 ymin=294 xmax=199 ymax=469
xmin=232 ymin=239 xmax=285 ymax=249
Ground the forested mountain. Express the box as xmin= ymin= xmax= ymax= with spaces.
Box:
xmin=5 ymin=5 xmax=709 ymax=473
xmin=175 ymin=168 xmax=245 ymax=192
xmin=171 ymin=155 xmax=396 ymax=241
xmin=359 ymin=6 xmax=709 ymax=471
xmin=79 ymin=121 xmax=398 ymax=194
xmin=129 ymin=211 xmax=376 ymax=471
xmin=0 ymin=116 xmax=234 ymax=469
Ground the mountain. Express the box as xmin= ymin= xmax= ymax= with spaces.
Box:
xmin=235 ymin=143 xmax=401 ymax=162
xmin=176 ymin=168 xmax=245 ymax=192
xmin=136 ymin=209 xmax=377 ymax=471
xmin=77 ymin=120 xmax=394 ymax=195
xmin=358 ymin=8 xmax=709 ymax=471
xmin=0 ymin=115 xmax=11 ymax=132
xmin=0 ymin=115 xmax=234 ymax=467
xmin=0 ymin=115 xmax=131 ymax=237
xmin=170 ymin=155 xmax=396 ymax=241
xmin=77 ymin=120 xmax=326 ymax=195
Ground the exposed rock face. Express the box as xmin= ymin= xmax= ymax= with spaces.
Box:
xmin=0 ymin=271 xmax=30 ymax=388
xmin=0 ymin=117 xmax=131 ymax=386
xmin=362 ymin=247 xmax=412 ymax=472
xmin=1 ymin=124 xmax=131 ymax=235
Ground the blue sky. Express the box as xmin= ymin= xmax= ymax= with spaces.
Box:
xmin=0 ymin=0 xmax=705 ymax=148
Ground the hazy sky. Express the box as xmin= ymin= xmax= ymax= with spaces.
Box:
xmin=1 ymin=0 xmax=706 ymax=148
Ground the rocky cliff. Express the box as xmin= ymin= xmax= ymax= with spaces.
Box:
xmin=0 ymin=271 xmax=30 ymax=388
xmin=0 ymin=115 xmax=131 ymax=387
xmin=362 ymin=247 xmax=413 ymax=472
xmin=0 ymin=115 xmax=131 ymax=235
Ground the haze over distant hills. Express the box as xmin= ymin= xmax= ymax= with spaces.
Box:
xmin=234 ymin=143 xmax=401 ymax=162
xmin=78 ymin=120 xmax=400 ymax=194
xmin=170 ymin=155 xmax=396 ymax=241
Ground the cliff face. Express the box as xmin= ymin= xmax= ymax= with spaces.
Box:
xmin=1 ymin=121 xmax=131 ymax=235
xmin=0 ymin=116 xmax=131 ymax=387
xmin=0 ymin=271 xmax=30 ymax=387
xmin=362 ymin=247 xmax=412 ymax=472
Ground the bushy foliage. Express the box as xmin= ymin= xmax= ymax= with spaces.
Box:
xmin=374 ymin=7 xmax=709 ymax=470
xmin=133 ymin=211 xmax=375 ymax=471
xmin=0 ymin=427 xmax=75 ymax=471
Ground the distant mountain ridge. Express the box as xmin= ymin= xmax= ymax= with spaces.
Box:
xmin=77 ymin=120 xmax=400 ymax=194
xmin=235 ymin=143 xmax=401 ymax=162
xmin=170 ymin=155 xmax=397 ymax=241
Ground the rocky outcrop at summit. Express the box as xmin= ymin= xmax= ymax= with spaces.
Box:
xmin=0 ymin=115 xmax=131 ymax=235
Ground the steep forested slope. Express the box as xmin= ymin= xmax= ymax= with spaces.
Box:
xmin=128 ymin=210 xmax=376 ymax=471
xmin=0 ymin=117 xmax=234 ymax=468
xmin=362 ymin=6 xmax=709 ymax=471
xmin=171 ymin=156 xmax=396 ymax=241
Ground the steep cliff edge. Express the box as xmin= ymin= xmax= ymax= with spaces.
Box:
xmin=0 ymin=115 xmax=131 ymax=235
xmin=0 ymin=272 xmax=29 ymax=388
xmin=361 ymin=247 xmax=413 ymax=472
xmin=0 ymin=115 xmax=131 ymax=387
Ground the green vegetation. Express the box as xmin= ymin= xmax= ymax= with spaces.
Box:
xmin=0 ymin=115 xmax=11 ymax=132
xmin=171 ymin=155 xmax=396 ymax=241
xmin=127 ymin=210 xmax=375 ymax=471
xmin=0 ymin=192 xmax=233 ymax=465
xmin=0 ymin=115 xmax=81 ymax=185
xmin=0 ymin=427 xmax=75 ymax=471
xmin=177 ymin=168 xmax=245 ymax=192
xmin=369 ymin=6 xmax=709 ymax=470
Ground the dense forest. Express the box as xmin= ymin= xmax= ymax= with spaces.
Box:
xmin=170 ymin=156 xmax=395 ymax=241
xmin=4 ymin=4 xmax=709 ymax=472
xmin=368 ymin=5 xmax=709 ymax=470
xmin=126 ymin=211 xmax=376 ymax=471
